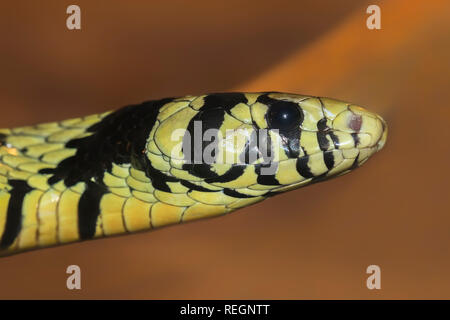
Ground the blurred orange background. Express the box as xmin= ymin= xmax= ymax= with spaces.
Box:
xmin=0 ymin=0 xmax=449 ymax=299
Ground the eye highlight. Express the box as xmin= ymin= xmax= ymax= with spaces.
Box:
xmin=266 ymin=101 xmax=303 ymax=130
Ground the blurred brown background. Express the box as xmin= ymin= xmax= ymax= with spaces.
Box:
xmin=0 ymin=0 xmax=449 ymax=299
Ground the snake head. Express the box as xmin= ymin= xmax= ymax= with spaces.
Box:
xmin=255 ymin=92 xmax=388 ymax=170
xmin=148 ymin=92 xmax=387 ymax=198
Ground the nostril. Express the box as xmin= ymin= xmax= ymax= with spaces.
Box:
xmin=348 ymin=114 xmax=362 ymax=132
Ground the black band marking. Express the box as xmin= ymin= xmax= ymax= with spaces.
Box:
xmin=205 ymin=165 xmax=246 ymax=184
xmin=350 ymin=154 xmax=360 ymax=170
xmin=0 ymin=180 xmax=32 ymax=248
xmin=223 ymin=188 xmax=256 ymax=199
xmin=142 ymin=157 xmax=179 ymax=193
xmin=180 ymin=180 xmax=215 ymax=193
xmin=317 ymin=118 xmax=328 ymax=131
xmin=182 ymin=163 xmax=220 ymax=180
xmin=184 ymin=108 xmax=225 ymax=164
xmin=41 ymin=97 xmax=174 ymax=187
xmin=351 ymin=133 xmax=360 ymax=147
xmin=0 ymin=133 xmax=6 ymax=147
xmin=317 ymin=117 xmax=340 ymax=151
xmin=202 ymin=93 xmax=248 ymax=112
xmin=323 ymin=150 xmax=335 ymax=170
xmin=184 ymin=93 xmax=248 ymax=177
xmin=255 ymin=163 xmax=281 ymax=186
xmin=317 ymin=131 xmax=330 ymax=151
xmin=78 ymin=181 xmax=108 ymax=240
xmin=296 ymin=156 xmax=314 ymax=179
xmin=328 ymin=131 xmax=340 ymax=149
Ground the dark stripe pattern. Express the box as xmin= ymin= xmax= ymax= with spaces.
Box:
xmin=255 ymin=163 xmax=280 ymax=185
xmin=183 ymin=93 xmax=248 ymax=178
xmin=296 ymin=156 xmax=314 ymax=179
xmin=323 ymin=150 xmax=335 ymax=170
xmin=78 ymin=181 xmax=108 ymax=240
xmin=0 ymin=180 xmax=32 ymax=248
xmin=40 ymin=97 xmax=174 ymax=187
xmin=0 ymin=133 xmax=6 ymax=146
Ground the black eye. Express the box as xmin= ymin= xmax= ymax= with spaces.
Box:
xmin=266 ymin=101 xmax=302 ymax=130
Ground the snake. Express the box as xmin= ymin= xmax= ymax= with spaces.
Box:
xmin=0 ymin=92 xmax=387 ymax=256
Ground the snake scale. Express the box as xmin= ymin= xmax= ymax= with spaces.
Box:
xmin=0 ymin=92 xmax=387 ymax=256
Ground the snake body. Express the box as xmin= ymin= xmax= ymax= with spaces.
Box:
xmin=0 ymin=92 xmax=387 ymax=256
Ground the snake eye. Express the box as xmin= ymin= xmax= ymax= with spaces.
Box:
xmin=267 ymin=101 xmax=302 ymax=130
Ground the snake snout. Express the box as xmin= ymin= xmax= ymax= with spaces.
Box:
xmin=375 ymin=115 xmax=388 ymax=152
xmin=332 ymin=106 xmax=387 ymax=149
xmin=328 ymin=103 xmax=387 ymax=168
